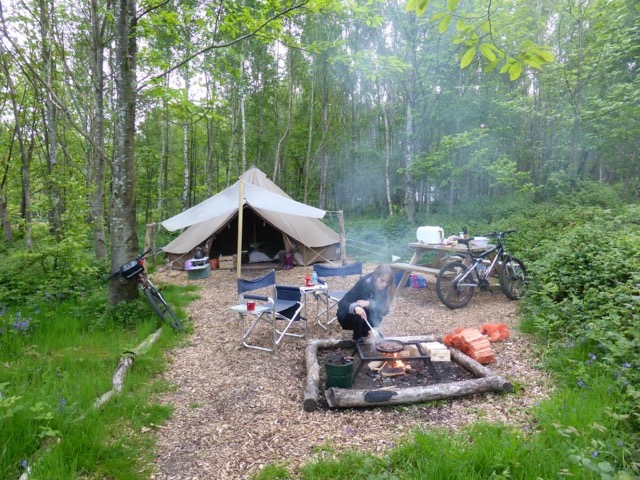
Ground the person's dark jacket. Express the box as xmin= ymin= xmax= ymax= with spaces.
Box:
xmin=337 ymin=273 xmax=391 ymax=327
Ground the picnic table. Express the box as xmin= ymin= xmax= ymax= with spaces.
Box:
xmin=392 ymin=241 xmax=490 ymax=289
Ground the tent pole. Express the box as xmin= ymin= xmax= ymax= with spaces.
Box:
xmin=237 ymin=180 xmax=244 ymax=278
xmin=338 ymin=210 xmax=347 ymax=265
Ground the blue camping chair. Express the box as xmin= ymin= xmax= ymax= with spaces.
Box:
xmin=235 ymin=269 xmax=305 ymax=353
xmin=312 ymin=262 xmax=363 ymax=330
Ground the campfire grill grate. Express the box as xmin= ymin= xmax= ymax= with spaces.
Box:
xmin=352 ymin=340 xmax=440 ymax=381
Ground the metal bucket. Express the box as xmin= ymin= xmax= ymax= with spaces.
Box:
xmin=325 ymin=356 xmax=353 ymax=389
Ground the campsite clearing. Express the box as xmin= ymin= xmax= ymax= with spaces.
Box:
xmin=151 ymin=264 xmax=551 ymax=480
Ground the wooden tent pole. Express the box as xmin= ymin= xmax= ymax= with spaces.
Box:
xmin=338 ymin=210 xmax=346 ymax=265
xmin=237 ymin=180 xmax=244 ymax=278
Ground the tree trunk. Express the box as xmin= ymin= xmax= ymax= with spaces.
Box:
xmin=158 ymin=74 xmax=170 ymax=221
xmin=273 ymin=49 xmax=294 ymax=184
xmin=0 ymin=133 xmax=14 ymax=241
xmin=378 ymin=82 xmax=393 ymax=216
xmin=240 ymin=94 xmax=247 ymax=172
xmin=0 ymin=39 xmax=33 ymax=249
xmin=240 ymin=60 xmax=247 ymax=173
xmin=38 ymin=0 xmax=62 ymax=240
xmin=304 ymin=59 xmax=316 ymax=203
xmin=319 ymin=54 xmax=329 ymax=209
xmin=108 ymin=0 xmax=139 ymax=307
xmin=404 ymin=103 xmax=415 ymax=223
xmin=89 ymin=0 xmax=108 ymax=260
xmin=182 ymin=71 xmax=191 ymax=210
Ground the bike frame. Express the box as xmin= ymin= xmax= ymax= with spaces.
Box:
xmin=456 ymin=241 xmax=506 ymax=287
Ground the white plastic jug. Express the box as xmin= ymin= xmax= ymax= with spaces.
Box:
xmin=416 ymin=226 xmax=444 ymax=244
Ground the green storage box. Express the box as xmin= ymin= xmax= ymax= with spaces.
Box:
xmin=187 ymin=264 xmax=211 ymax=280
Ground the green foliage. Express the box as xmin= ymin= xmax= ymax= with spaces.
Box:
xmin=252 ymin=463 xmax=292 ymax=479
xmin=405 ymin=0 xmax=554 ymax=79
xmin=0 ymin=231 xmax=104 ymax=309
xmin=521 ymin=204 xmax=640 ymax=430
xmin=0 ymin=289 xmax=184 ymax=479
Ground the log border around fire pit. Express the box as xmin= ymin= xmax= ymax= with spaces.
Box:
xmin=303 ymin=336 xmax=513 ymax=412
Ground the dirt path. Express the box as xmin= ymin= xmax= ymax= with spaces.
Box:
xmin=150 ymin=265 xmax=551 ymax=480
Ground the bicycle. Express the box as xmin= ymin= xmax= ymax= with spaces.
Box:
xmin=435 ymin=230 xmax=527 ymax=309
xmin=110 ymin=249 xmax=184 ymax=331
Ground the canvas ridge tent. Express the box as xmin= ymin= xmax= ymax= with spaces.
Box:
xmin=161 ymin=167 xmax=340 ymax=269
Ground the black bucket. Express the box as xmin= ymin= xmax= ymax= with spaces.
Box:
xmin=325 ymin=355 xmax=354 ymax=389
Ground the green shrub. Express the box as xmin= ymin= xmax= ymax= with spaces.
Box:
xmin=0 ymin=233 xmax=104 ymax=308
xmin=521 ymin=204 xmax=640 ymax=429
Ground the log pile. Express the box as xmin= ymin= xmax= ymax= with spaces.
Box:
xmin=443 ymin=328 xmax=495 ymax=364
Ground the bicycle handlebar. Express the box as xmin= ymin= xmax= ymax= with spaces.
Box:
xmin=109 ymin=249 xmax=154 ymax=280
xmin=481 ymin=229 xmax=517 ymax=238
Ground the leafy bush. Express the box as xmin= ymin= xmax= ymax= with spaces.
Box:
xmin=521 ymin=204 xmax=640 ymax=429
xmin=0 ymin=233 xmax=104 ymax=308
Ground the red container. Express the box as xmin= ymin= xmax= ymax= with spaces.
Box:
xmin=247 ymin=301 xmax=256 ymax=311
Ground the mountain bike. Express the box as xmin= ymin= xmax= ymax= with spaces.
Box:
xmin=435 ymin=230 xmax=527 ymax=309
xmin=110 ymin=249 xmax=184 ymax=331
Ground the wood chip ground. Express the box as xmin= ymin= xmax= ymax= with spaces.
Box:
xmin=150 ymin=264 xmax=552 ymax=480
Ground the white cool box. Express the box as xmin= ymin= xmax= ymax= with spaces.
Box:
xmin=416 ymin=226 xmax=444 ymax=244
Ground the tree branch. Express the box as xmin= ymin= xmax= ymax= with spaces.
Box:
xmin=137 ymin=1 xmax=308 ymax=92
xmin=136 ymin=0 xmax=172 ymax=23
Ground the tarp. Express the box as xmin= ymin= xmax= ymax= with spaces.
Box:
xmin=161 ymin=167 xmax=340 ymax=267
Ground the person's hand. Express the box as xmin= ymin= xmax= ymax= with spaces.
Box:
xmin=354 ymin=304 xmax=367 ymax=320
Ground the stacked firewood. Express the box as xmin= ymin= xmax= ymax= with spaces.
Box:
xmin=443 ymin=324 xmax=510 ymax=365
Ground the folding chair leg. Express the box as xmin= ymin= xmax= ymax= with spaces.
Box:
xmin=239 ymin=311 xmax=278 ymax=353
xmin=315 ymin=295 xmax=338 ymax=330
xmin=276 ymin=315 xmax=307 ymax=339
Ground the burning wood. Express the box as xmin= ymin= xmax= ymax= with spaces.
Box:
xmin=377 ymin=353 xmax=412 ymax=377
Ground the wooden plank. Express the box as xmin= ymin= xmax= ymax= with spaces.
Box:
xmin=390 ymin=263 xmax=440 ymax=276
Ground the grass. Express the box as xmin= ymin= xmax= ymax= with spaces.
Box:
xmin=290 ymin=371 xmax=634 ymax=480
xmin=0 ymin=285 xmax=193 ymax=479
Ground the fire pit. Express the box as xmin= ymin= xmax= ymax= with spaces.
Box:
xmin=352 ymin=339 xmax=440 ymax=381
xmin=303 ymin=335 xmax=513 ymax=412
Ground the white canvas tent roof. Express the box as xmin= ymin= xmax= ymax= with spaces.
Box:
xmin=161 ymin=167 xmax=340 ymax=267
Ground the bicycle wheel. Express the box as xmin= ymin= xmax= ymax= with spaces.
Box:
xmin=499 ymin=256 xmax=527 ymax=300
xmin=436 ymin=261 xmax=475 ymax=309
xmin=144 ymin=287 xmax=184 ymax=331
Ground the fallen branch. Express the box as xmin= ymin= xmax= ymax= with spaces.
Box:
xmin=18 ymin=328 xmax=164 ymax=480
xmin=93 ymin=327 xmax=163 ymax=409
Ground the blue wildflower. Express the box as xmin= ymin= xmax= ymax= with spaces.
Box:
xmin=577 ymin=379 xmax=585 ymax=388
xmin=21 ymin=460 xmax=28 ymax=469
xmin=12 ymin=320 xmax=30 ymax=333
xmin=622 ymin=362 xmax=631 ymax=368
xmin=591 ymin=451 xmax=599 ymax=458
xmin=345 ymin=425 xmax=353 ymax=435
xmin=616 ymin=440 xmax=624 ymax=447
xmin=588 ymin=353 xmax=597 ymax=361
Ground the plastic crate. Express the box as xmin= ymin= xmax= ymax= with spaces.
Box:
xmin=187 ymin=264 xmax=211 ymax=280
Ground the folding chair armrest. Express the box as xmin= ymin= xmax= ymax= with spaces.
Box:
xmin=244 ymin=294 xmax=270 ymax=302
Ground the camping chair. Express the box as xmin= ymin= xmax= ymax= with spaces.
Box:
xmin=235 ymin=269 xmax=305 ymax=353
xmin=313 ymin=262 xmax=363 ymax=330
